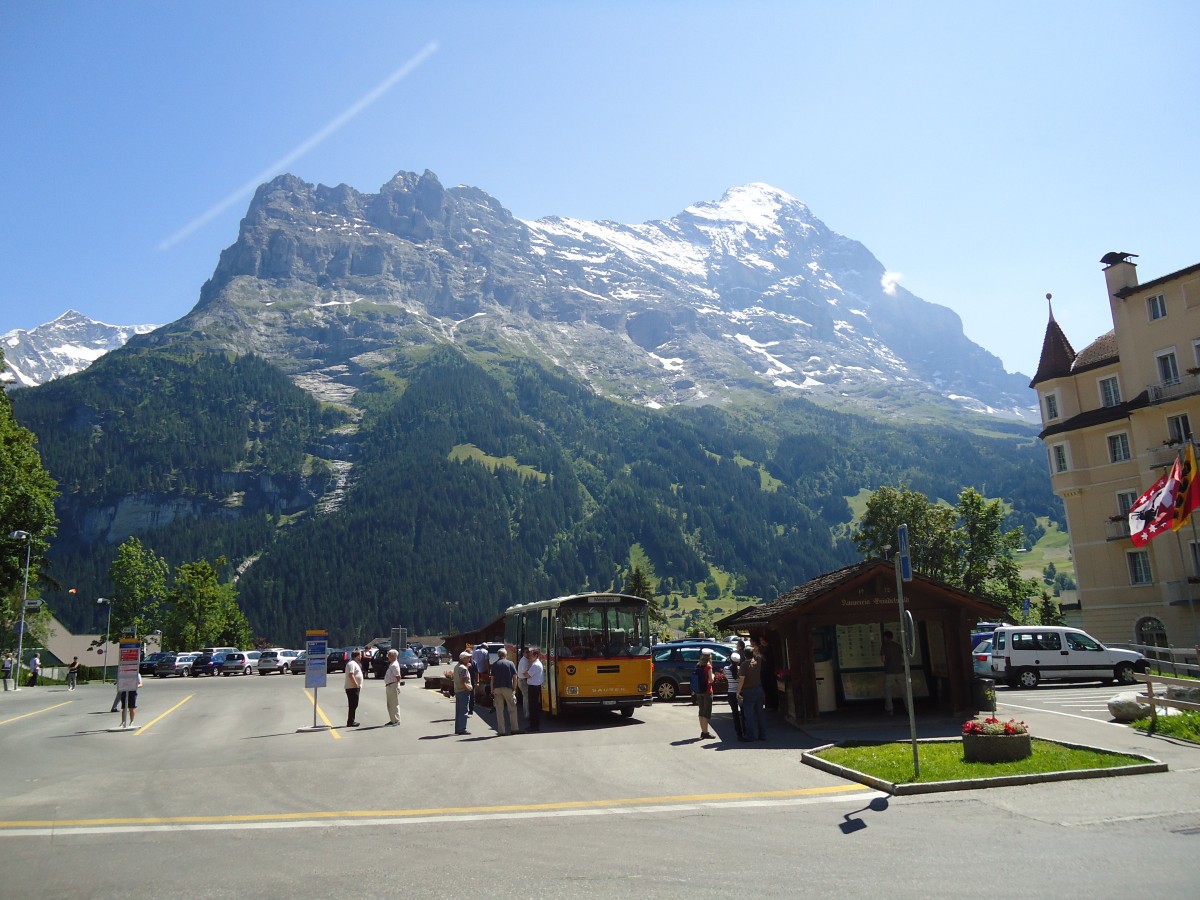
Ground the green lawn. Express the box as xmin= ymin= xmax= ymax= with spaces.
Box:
xmin=814 ymin=739 xmax=1146 ymax=784
xmin=1131 ymin=710 xmax=1200 ymax=743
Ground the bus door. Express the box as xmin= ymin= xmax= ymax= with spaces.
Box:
xmin=546 ymin=608 xmax=559 ymax=715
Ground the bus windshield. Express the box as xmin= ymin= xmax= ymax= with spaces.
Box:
xmin=560 ymin=603 xmax=650 ymax=658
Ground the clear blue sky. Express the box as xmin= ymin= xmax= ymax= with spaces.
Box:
xmin=2 ymin=1 xmax=1196 ymax=377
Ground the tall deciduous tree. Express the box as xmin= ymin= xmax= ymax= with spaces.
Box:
xmin=165 ymin=557 xmax=249 ymax=650
xmin=108 ymin=536 xmax=169 ymax=642
xmin=0 ymin=351 xmax=59 ymax=648
xmin=852 ymin=485 xmax=1039 ymax=619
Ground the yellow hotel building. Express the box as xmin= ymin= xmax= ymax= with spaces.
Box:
xmin=1031 ymin=252 xmax=1200 ymax=648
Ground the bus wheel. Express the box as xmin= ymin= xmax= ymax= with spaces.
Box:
xmin=620 ymin=706 xmax=635 ymax=718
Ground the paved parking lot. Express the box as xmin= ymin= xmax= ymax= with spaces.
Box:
xmin=1 ymin=675 xmax=1196 ymax=898
xmin=995 ymin=682 xmax=1132 ymax=724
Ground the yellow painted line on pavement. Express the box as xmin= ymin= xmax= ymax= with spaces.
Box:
xmin=302 ymin=689 xmax=340 ymax=738
xmin=133 ymin=694 xmax=193 ymax=735
xmin=0 ymin=701 xmax=71 ymax=726
xmin=0 ymin=784 xmax=870 ymax=830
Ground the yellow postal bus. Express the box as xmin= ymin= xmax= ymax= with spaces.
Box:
xmin=503 ymin=592 xmax=654 ymax=718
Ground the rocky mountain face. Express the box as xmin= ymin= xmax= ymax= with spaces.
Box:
xmin=137 ymin=170 xmax=1036 ymax=421
xmin=2 ymin=310 xmax=158 ymax=388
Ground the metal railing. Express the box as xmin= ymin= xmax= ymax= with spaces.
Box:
xmin=1147 ymin=371 xmax=1200 ymax=405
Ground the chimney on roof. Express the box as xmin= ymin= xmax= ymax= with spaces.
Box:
xmin=1101 ymin=251 xmax=1138 ymax=297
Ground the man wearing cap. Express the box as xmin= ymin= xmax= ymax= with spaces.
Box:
xmin=453 ymin=651 xmax=474 ymax=735
xmin=383 ymin=648 xmax=403 ymax=726
xmin=696 ymin=648 xmax=715 ymax=739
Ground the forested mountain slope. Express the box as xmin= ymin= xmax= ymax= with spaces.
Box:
xmin=13 ymin=345 xmax=1056 ymax=645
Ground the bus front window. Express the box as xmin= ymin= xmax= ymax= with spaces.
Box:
xmin=608 ymin=605 xmax=650 ymax=657
xmin=560 ymin=607 xmax=604 ymax=657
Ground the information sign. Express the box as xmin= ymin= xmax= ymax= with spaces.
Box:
xmin=897 ymin=523 xmax=912 ymax=582
xmin=305 ymin=630 xmax=328 ymax=690
xmin=117 ymin=639 xmax=141 ymax=691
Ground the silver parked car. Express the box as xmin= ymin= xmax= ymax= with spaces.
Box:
xmin=256 ymin=649 xmax=296 ymax=675
xmin=220 ymin=651 xmax=254 ymax=676
xmin=155 ymin=652 xmax=199 ymax=678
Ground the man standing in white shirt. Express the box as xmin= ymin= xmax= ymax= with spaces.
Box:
xmin=344 ymin=649 xmax=363 ymax=727
xmin=524 ymin=648 xmax=544 ymax=733
xmin=383 ymin=649 xmax=403 ymax=726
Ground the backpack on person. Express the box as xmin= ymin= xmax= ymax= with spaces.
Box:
xmin=690 ymin=664 xmax=705 ymax=694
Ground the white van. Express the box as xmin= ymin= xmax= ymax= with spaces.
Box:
xmin=989 ymin=626 xmax=1148 ymax=688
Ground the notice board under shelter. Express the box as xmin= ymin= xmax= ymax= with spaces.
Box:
xmin=715 ymin=558 xmax=1006 ymax=723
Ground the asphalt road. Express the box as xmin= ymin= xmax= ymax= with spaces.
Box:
xmin=1 ymin=674 xmax=1197 ymax=898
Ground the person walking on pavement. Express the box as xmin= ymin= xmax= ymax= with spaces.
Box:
xmin=344 ymin=649 xmax=363 ymax=727
xmin=696 ymin=647 xmax=715 ymax=739
xmin=67 ymin=656 xmax=81 ymax=690
xmin=27 ymin=653 xmax=40 ymax=687
xmin=738 ymin=645 xmax=767 ymax=741
xmin=490 ymin=647 xmax=519 ymax=735
xmin=724 ymin=652 xmax=745 ymax=741
xmin=383 ymin=648 xmax=403 ymax=726
xmin=524 ymin=647 xmax=544 ymax=732
xmin=453 ymin=652 xmax=473 ymax=735
xmin=881 ymin=630 xmax=907 ymax=716
xmin=2 ymin=653 xmax=12 ymax=691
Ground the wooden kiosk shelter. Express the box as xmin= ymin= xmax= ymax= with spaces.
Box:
xmin=715 ymin=559 xmax=1006 ymax=723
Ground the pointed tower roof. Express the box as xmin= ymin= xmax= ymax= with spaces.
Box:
xmin=1029 ymin=295 xmax=1076 ymax=388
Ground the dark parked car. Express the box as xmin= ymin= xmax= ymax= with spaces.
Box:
xmin=325 ymin=649 xmax=351 ymax=673
xmin=651 ymin=640 xmax=735 ymax=702
xmin=289 ymin=651 xmax=307 ymax=674
xmin=140 ymin=652 xmax=171 ymax=676
xmin=370 ymin=647 xmax=427 ymax=679
xmin=190 ymin=651 xmax=230 ymax=677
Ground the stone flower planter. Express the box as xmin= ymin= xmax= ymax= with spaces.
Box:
xmin=962 ymin=731 xmax=1032 ymax=763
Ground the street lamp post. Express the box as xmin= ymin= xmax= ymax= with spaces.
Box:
xmin=9 ymin=531 xmax=32 ymax=692
xmin=97 ymin=598 xmax=113 ymax=683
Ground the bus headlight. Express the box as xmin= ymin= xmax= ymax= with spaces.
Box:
xmin=638 ymin=684 xmax=648 ymax=693
xmin=566 ymin=686 xmax=579 ymax=696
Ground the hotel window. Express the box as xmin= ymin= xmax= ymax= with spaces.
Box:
xmin=1168 ymin=413 xmax=1192 ymax=444
xmin=1107 ymin=433 xmax=1131 ymax=463
xmin=1147 ymin=294 xmax=1166 ymax=320
xmin=1117 ymin=490 xmax=1137 ymax=516
xmin=1157 ymin=351 xmax=1180 ymax=386
xmin=1050 ymin=443 xmax=1069 ymax=474
xmin=1099 ymin=375 xmax=1121 ymax=408
xmin=1127 ymin=551 xmax=1152 ymax=586
xmin=1043 ymin=392 xmax=1060 ymax=421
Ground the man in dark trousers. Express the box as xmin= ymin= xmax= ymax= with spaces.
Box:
xmin=524 ymin=648 xmax=544 ymax=732
xmin=344 ymin=649 xmax=364 ymax=727
xmin=881 ymin=630 xmax=906 ymax=715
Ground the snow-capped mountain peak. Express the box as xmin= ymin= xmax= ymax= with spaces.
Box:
xmin=684 ymin=182 xmax=810 ymax=232
xmin=2 ymin=310 xmax=158 ymax=388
